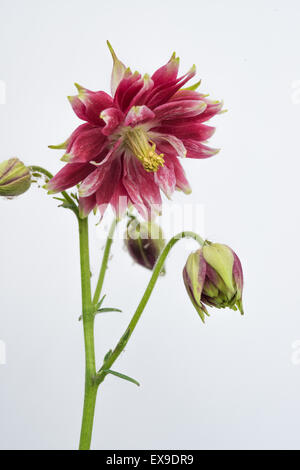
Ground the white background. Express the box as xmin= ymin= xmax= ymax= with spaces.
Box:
xmin=1 ymin=0 xmax=300 ymax=450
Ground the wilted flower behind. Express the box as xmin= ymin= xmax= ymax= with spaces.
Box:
xmin=183 ymin=242 xmax=244 ymax=322
xmin=47 ymin=42 xmax=223 ymax=220
xmin=0 ymin=158 xmax=31 ymax=197
xmin=125 ymin=217 xmax=165 ymax=270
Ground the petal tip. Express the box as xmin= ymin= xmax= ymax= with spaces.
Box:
xmin=48 ymin=140 xmax=68 ymax=150
xmin=106 ymin=40 xmax=116 ymax=60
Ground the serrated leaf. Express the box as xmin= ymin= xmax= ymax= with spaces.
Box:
xmin=103 ymin=369 xmax=140 ymax=387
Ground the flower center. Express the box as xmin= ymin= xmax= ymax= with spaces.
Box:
xmin=124 ymin=127 xmax=164 ymax=172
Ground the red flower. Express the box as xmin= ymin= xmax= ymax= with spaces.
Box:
xmin=47 ymin=42 xmax=223 ymax=219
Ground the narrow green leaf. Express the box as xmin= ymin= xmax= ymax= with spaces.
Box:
xmin=70 ymin=192 xmax=78 ymax=202
xmin=53 ymin=197 xmax=66 ymax=202
xmin=104 ymin=369 xmax=140 ymax=387
xmin=96 ymin=294 xmax=106 ymax=311
xmin=97 ymin=307 xmax=122 ymax=314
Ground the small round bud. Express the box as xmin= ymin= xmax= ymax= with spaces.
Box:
xmin=125 ymin=218 xmax=165 ymax=270
xmin=0 ymin=158 xmax=31 ymax=197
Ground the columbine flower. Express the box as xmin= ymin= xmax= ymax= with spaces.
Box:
xmin=183 ymin=242 xmax=244 ymax=322
xmin=47 ymin=42 xmax=223 ymax=219
xmin=125 ymin=217 xmax=165 ymax=270
xmin=0 ymin=158 xmax=31 ymax=197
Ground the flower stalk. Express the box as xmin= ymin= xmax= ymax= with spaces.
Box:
xmin=77 ymin=225 xmax=205 ymax=449
xmin=93 ymin=218 xmax=118 ymax=305
xmin=78 ymin=216 xmax=97 ymax=451
xmin=96 ymin=231 xmax=204 ymax=386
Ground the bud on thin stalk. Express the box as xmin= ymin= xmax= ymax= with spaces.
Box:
xmin=183 ymin=242 xmax=244 ymax=322
xmin=125 ymin=218 xmax=165 ymax=271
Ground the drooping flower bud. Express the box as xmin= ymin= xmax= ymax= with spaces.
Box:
xmin=125 ymin=217 xmax=165 ymax=270
xmin=0 ymin=158 xmax=31 ymax=197
xmin=183 ymin=242 xmax=244 ymax=322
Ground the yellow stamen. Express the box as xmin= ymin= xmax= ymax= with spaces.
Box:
xmin=124 ymin=127 xmax=164 ymax=172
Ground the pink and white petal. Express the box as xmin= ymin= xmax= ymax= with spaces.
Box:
xmin=124 ymin=105 xmax=155 ymax=126
xmin=46 ymin=163 xmax=94 ymax=193
xmin=167 ymin=153 xmax=192 ymax=194
xmin=153 ymin=122 xmax=215 ymax=141
xmin=128 ymin=74 xmax=154 ymax=108
xmin=79 ymin=141 xmax=122 ymax=196
xmin=194 ymin=100 xmax=223 ymax=123
xmin=154 ymin=159 xmax=176 ymax=198
xmin=151 ymin=53 xmax=179 ymax=87
xmin=83 ymin=90 xmax=113 ymax=124
xmin=95 ymin=158 xmax=122 ymax=216
xmin=100 ymin=107 xmax=124 ymax=136
xmin=68 ymin=95 xmax=87 ymax=121
xmin=79 ymin=194 xmax=97 ymax=218
xmin=123 ymin=153 xmax=162 ymax=219
xmin=183 ymin=139 xmax=219 ymax=159
xmin=146 ymin=65 xmax=196 ymax=108
xmin=110 ymin=176 xmax=131 ymax=219
xmin=114 ymin=70 xmax=142 ymax=111
xmin=120 ymin=77 xmax=145 ymax=113
xmin=153 ymin=100 xmax=206 ymax=121
xmin=66 ymin=124 xmax=93 ymax=149
xmin=169 ymin=89 xmax=206 ymax=102
xmin=78 ymin=167 xmax=105 ymax=197
xmin=65 ymin=127 xmax=106 ymax=163
xmin=149 ymin=132 xmax=186 ymax=158
xmin=49 ymin=123 xmax=92 ymax=154
xmin=107 ymin=41 xmax=127 ymax=97
xmin=68 ymin=87 xmax=112 ymax=125
xmin=91 ymin=139 xmax=122 ymax=167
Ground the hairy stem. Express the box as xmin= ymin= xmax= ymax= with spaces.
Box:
xmin=96 ymin=231 xmax=204 ymax=385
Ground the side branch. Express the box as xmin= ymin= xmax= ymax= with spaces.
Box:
xmin=96 ymin=231 xmax=204 ymax=385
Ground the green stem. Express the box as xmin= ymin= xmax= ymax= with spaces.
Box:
xmin=78 ymin=217 xmax=97 ymax=450
xmin=96 ymin=231 xmax=204 ymax=384
xmin=93 ymin=218 xmax=118 ymax=305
